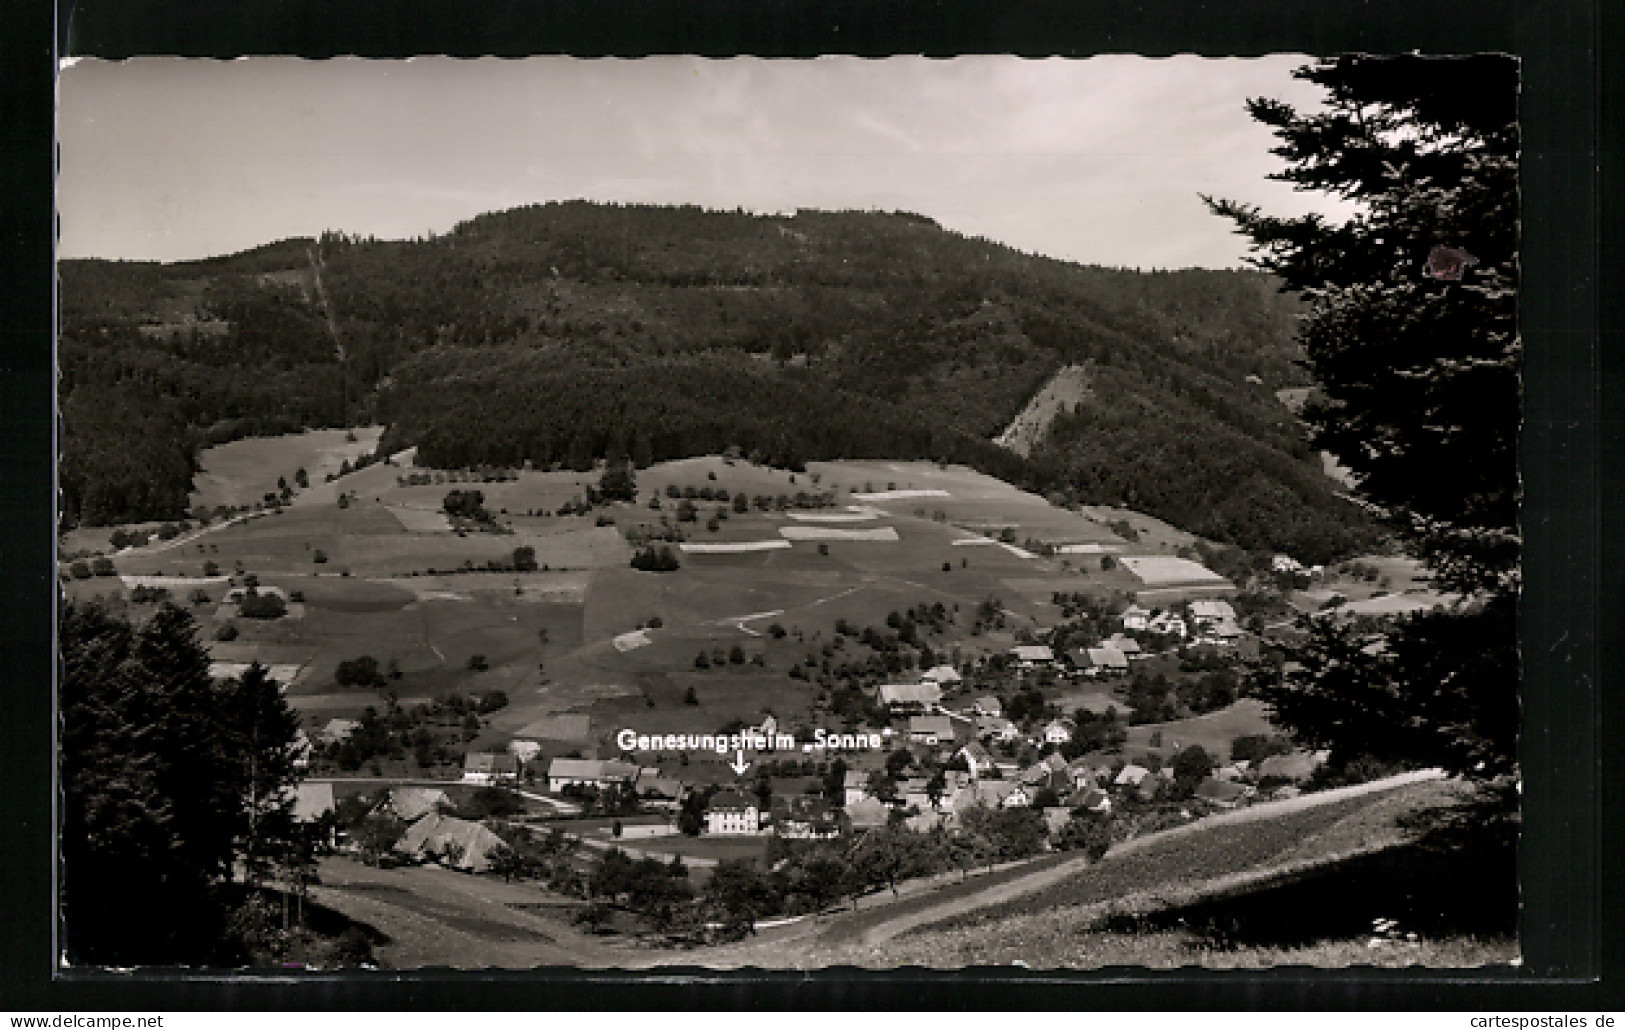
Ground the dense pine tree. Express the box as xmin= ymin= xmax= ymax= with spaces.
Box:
xmin=1209 ymin=55 xmax=1519 ymax=781
xmin=60 ymin=603 xmax=305 ymax=964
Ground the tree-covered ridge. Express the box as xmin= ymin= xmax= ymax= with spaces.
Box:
xmin=58 ymin=202 xmax=1374 ymax=560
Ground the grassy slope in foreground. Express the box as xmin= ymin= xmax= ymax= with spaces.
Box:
xmin=805 ymin=777 xmax=1515 ymax=969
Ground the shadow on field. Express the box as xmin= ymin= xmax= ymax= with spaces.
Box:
xmin=1101 ymin=793 xmax=1519 ymax=949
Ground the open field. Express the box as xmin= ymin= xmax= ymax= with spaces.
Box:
xmin=73 ymin=443 xmax=1266 ymax=789
xmin=189 ymin=427 xmax=384 ymax=511
xmin=1123 ymin=698 xmax=1276 ymax=760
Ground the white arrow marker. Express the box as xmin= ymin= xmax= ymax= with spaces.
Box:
xmin=729 ymin=750 xmax=751 ymax=776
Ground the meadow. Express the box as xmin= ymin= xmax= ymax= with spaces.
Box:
xmin=189 ymin=426 xmax=384 ymax=511
xmin=69 ymin=439 xmax=1258 ymax=763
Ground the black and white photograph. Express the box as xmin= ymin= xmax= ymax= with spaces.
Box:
xmin=54 ymin=53 xmax=1521 ymax=972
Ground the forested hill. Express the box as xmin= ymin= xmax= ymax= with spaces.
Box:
xmin=58 ymin=201 xmax=1376 ymax=561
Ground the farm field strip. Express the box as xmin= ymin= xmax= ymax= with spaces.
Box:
xmin=778 ymin=526 xmax=900 ymax=541
xmin=679 ymin=540 xmax=792 ymax=552
xmin=1118 ymin=554 xmax=1231 ymax=586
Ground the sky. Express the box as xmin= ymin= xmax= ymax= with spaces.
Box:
xmin=57 ymin=55 xmax=1353 ymax=269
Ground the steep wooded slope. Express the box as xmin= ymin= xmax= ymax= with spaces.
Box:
xmin=58 ymin=203 xmax=1371 ymax=560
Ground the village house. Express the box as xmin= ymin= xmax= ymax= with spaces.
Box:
xmin=1072 ymin=787 xmax=1112 ymax=814
xmin=977 ymin=714 xmax=1020 ymax=743
xmin=1010 ymin=644 xmax=1055 ymax=668
xmin=375 ymin=787 xmax=449 ymax=823
xmin=635 ymin=769 xmax=685 ymax=807
xmin=1272 ymin=554 xmax=1307 ymax=575
xmin=396 ymin=811 xmax=507 ymax=872
xmin=1104 ymin=633 xmax=1144 ymax=659
xmin=705 ymin=791 xmax=761 ymax=836
xmin=908 ymin=714 xmax=955 ymax=746
xmin=290 ymin=782 xmax=338 ymax=847
xmin=1121 ymin=605 xmax=1152 ymax=632
xmin=971 ymin=695 xmax=1003 ymax=718
xmin=875 ymin=681 xmax=943 ymax=715
xmin=1000 ymin=783 xmax=1035 ymax=809
xmin=1194 ymin=776 xmax=1248 ymax=809
xmin=1189 ymin=599 xmax=1237 ymax=627
xmin=462 ymin=751 xmax=520 ymax=784
xmin=1147 ymin=610 xmax=1189 ymax=639
xmin=958 ymin=742 xmax=997 ymax=778
xmin=546 ymin=757 xmax=638 ymax=792
xmin=770 ymin=796 xmax=840 ymax=839
xmin=1043 ymin=717 xmax=1076 ymax=746
xmin=843 ymin=769 xmax=871 ymax=807
xmin=897 ymin=778 xmax=938 ymax=811
xmin=919 ymin=664 xmax=963 ymax=687
xmin=1082 ymin=646 xmax=1130 ymax=678
xmin=318 ymin=717 xmax=361 ymax=746
xmin=1114 ymin=763 xmax=1152 ymax=788
xmin=948 ymin=779 xmax=1017 ymax=818
xmin=1067 ymin=759 xmax=1102 ymax=792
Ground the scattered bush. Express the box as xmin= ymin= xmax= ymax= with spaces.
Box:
xmin=237 ymin=590 xmax=286 ymax=620
xmin=630 ymin=546 xmax=681 ymax=573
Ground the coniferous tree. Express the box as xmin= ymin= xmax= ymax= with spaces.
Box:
xmin=1208 ymin=55 xmax=1519 ymax=782
xmin=61 ymin=603 xmax=308 ymax=964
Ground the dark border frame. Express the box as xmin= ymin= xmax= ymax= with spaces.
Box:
xmin=1 ymin=0 xmax=1616 ymax=1010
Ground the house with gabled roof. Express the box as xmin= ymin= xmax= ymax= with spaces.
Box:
xmin=705 ymin=791 xmax=761 ymax=835
xmin=1001 ymin=783 xmax=1035 ymax=808
xmin=291 ymin=782 xmax=336 ymax=823
xmin=842 ymin=769 xmax=870 ymax=807
xmin=1121 ymin=605 xmax=1152 ymax=632
xmin=1114 ymin=763 xmax=1152 ymax=787
xmin=1104 ymin=633 xmax=1143 ymax=658
xmin=1043 ymin=717 xmax=1076 ymax=745
xmin=971 ymin=695 xmax=1003 ymax=717
xmin=1067 ymin=759 xmax=1100 ymax=792
xmin=318 ymin=718 xmax=361 ymax=745
xmin=1194 ymin=776 xmax=1247 ymax=808
xmin=875 ymin=682 xmax=942 ymax=714
xmin=771 ymin=796 xmax=841 ymax=839
xmin=1072 ymin=787 xmax=1112 ymax=814
xmin=977 ymin=714 xmax=1020 ymax=743
xmin=958 ymin=742 xmax=997 ymax=778
xmin=396 ymin=812 xmax=507 ymax=872
xmin=377 ymin=787 xmax=450 ymax=823
xmin=547 ymin=757 xmax=638 ymax=792
xmin=909 ymin=714 xmax=955 ymax=745
xmin=1084 ymin=646 xmax=1130 ymax=677
xmin=1010 ymin=644 xmax=1055 ymax=667
xmin=920 ymin=664 xmax=963 ymax=686
xmin=462 ymin=752 xmax=520 ymax=784
xmin=1147 ymin=611 xmax=1188 ymax=639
